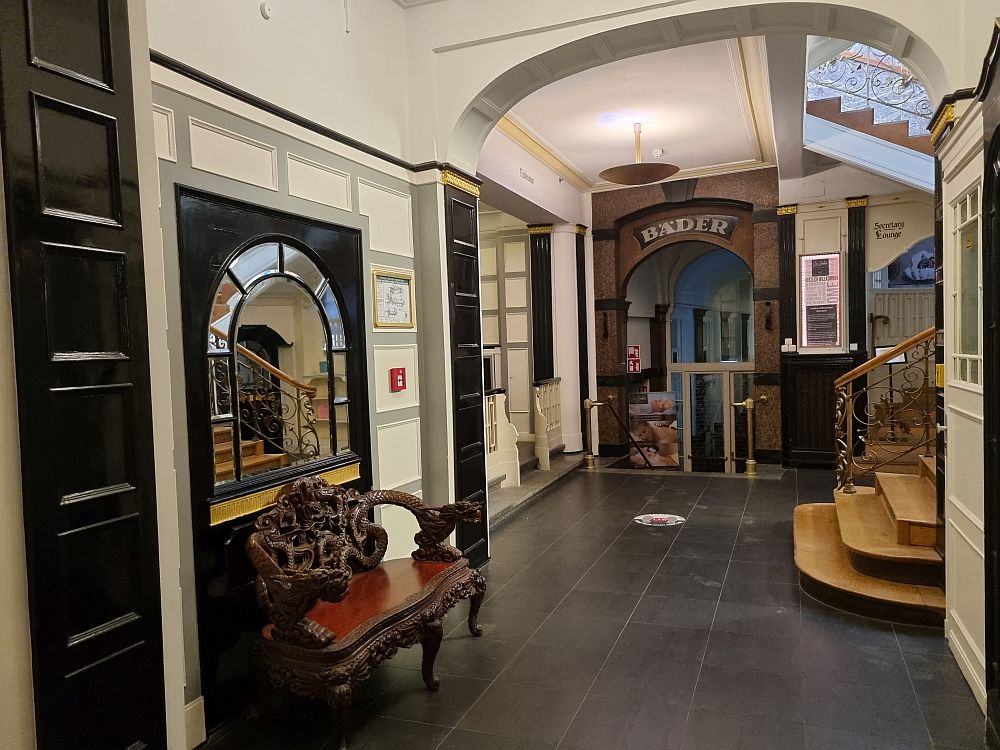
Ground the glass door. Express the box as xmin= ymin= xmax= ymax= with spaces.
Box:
xmin=730 ymin=372 xmax=755 ymax=474
xmin=689 ymin=372 xmax=726 ymax=472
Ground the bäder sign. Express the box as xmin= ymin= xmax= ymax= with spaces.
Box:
xmin=633 ymin=214 xmax=741 ymax=250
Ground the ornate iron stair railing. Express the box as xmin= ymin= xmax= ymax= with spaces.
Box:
xmin=210 ymin=325 xmax=322 ymax=466
xmin=835 ymin=326 xmax=936 ymax=493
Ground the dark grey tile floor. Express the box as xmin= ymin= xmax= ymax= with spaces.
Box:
xmin=207 ymin=468 xmax=985 ymax=750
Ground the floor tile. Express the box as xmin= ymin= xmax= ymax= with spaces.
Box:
xmin=575 ymin=553 xmax=663 ymax=595
xmin=589 ymin=649 xmax=702 ymax=706
xmin=445 ymin=606 xmax=547 ymax=645
xmin=720 ymin=579 xmax=800 ymax=608
xmin=552 ymin=588 xmax=640 ymax=622
xmin=666 ymin=539 xmax=734 ymax=561
xmin=712 ymin=601 xmax=802 ymax=639
xmin=681 ymin=708 xmax=805 ymax=750
xmin=527 ymin=610 xmax=625 ymax=652
xmin=893 ymin=624 xmax=951 ymax=655
xmin=365 ymin=671 xmax=491 ymax=726
xmin=632 ymin=594 xmax=718 ymax=630
xmin=731 ymin=541 xmax=794 ymax=564
xmin=803 ymin=724 xmax=932 ymax=750
xmin=803 ymin=678 xmax=927 ymax=742
xmin=485 ymin=583 xmax=571 ymax=614
xmin=438 ymin=729 xmax=553 ymax=749
xmin=560 ymin=694 xmax=687 ymax=750
xmin=499 ymin=642 xmax=609 ymax=689
xmin=457 ymin=681 xmax=586 ymax=746
xmin=702 ymin=630 xmax=802 ymax=676
xmin=343 ymin=716 xmax=451 ymax=750
xmin=691 ymin=664 xmax=804 ymax=721
xmin=916 ymin=689 xmax=986 ymax=749
xmin=724 ymin=559 xmax=799 ymax=585
xmin=392 ymin=636 xmax=521 ymax=681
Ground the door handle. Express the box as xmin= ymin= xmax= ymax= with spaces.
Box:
xmin=936 ymin=423 xmax=947 ymax=434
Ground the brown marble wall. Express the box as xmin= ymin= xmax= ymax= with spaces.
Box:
xmin=592 ymin=167 xmax=783 ymax=460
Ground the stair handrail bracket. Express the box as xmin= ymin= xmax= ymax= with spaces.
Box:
xmin=834 ymin=326 xmax=936 ymax=492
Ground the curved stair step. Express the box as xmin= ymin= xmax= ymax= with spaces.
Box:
xmin=794 ymin=504 xmax=944 ymax=621
xmin=834 ymin=488 xmax=942 ymax=565
xmin=877 ymin=472 xmax=938 ymax=546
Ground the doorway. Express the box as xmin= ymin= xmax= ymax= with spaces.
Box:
xmin=624 ymin=242 xmax=754 ymax=473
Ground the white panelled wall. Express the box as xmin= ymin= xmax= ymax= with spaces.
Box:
xmin=551 ymin=224 xmax=584 ymax=452
xmin=939 ymin=96 xmax=987 ymax=710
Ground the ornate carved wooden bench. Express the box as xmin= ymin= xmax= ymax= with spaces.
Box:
xmin=246 ymin=476 xmax=486 ymax=747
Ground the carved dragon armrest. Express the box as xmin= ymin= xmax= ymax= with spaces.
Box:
xmin=358 ymin=490 xmax=482 ymax=563
xmin=247 ymin=532 xmax=352 ymax=649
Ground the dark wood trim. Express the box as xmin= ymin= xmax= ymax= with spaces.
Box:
xmin=597 ymin=443 xmax=628 ymax=457
xmin=752 ymin=208 xmax=779 ymax=223
xmin=847 ymin=198 xmax=867 ymax=352
xmin=530 ymin=231 xmax=554 ymax=381
xmin=755 ymin=449 xmax=782 ymax=465
xmin=976 ymin=21 xmax=1000 ymax=102
xmin=443 ymin=185 xmax=488 ymax=568
xmin=148 ymin=50 xmax=480 ymax=185
xmin=595 ymin=297 xmax=629 ymax=310
xmin=754 ymin=373 xmax=781 ymax=386
xmin=2 ymin=0 xmax=167 ymax=744
xmin=613 ymin=197 xmax=754 ymax=229
xmin=592 ymin=228 xmax=616 ymax=241
xmin=576 ymin=231 xmax=590 ymax=433
xmin=982 ymin=56 xmax=1000 ymax=741
xmin=778 ymin=210 xmax=796 ymax=343
xmin=753 ymin=287 xmax=781 ymax=301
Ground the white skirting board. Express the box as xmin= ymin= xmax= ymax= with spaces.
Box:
xmin=185 ymin=697 xmax=207 ymax=749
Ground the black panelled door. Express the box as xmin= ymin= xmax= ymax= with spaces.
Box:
xmin=444 ymin=184 xmax=488 ymax=566
xmin=0 ymin=0 xmax=167 ymax=747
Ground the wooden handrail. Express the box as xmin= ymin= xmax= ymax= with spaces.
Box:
xmin=834 ymin=326 xmax=935 ymax=387
xmin=210 ymin=324 xmax=317 ymax=396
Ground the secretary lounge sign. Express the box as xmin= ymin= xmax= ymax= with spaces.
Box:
xmin=633 ymin=214 xmax=741 ymax=251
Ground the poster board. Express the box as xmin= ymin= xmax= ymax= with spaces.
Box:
xmin=799 ymin=253 xmax=842 ymax=349
xmin=627 ymin=391 xmax=679 ymax=469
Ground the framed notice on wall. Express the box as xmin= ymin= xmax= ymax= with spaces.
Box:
xmin=372 ymin=266 xmax=415 ymax=329
xmin=799 ymin=253 xmax=842 ymax=348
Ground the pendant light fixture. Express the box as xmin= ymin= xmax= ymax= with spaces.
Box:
xmin=598 ymin=122 xmax=679 ymax=186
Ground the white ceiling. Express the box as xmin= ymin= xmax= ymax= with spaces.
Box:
xmin=391 ymin=0 xmax=447 ymax=7
xmin=507 ymin=39 xmax=776 ymax=188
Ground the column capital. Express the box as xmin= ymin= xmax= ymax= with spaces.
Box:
xmin=776 ymin=204 xmax=798 ymax=216
xmin=845 ymin=196 xmax=868 ymax=209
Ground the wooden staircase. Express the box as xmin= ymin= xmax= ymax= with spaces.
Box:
xmin=806 ymin=96 xmax=934 ymax=156
xmin=213 ymin=425 xmax=287 ymax=481
xmin=795 ymin=455 xmax=943 ymax=624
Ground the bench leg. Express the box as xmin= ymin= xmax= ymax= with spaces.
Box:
xmin=421 ymin=620 xmax=443 ymax=691
xmin=468 ymin=577 xmax=486 ymax=637
xmin=328 ymin=685 xmax=352 ymax=750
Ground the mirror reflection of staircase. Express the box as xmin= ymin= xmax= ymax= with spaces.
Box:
xmin=795 ymin=455 xmax=943 ymax=624
xmin=213 ymin=425 xmax=288 ymax=481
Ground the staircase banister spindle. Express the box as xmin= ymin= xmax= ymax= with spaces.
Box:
xmin=210 ymin=323 xmax=317 ymax=396
xmin=834 ymin=326 xmax=935 ymax=388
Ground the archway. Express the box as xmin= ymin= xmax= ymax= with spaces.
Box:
xmin=623 ymin=236 xmax=755 ymax=472
xmin=445 ymin=2 xmax=951 ymax=170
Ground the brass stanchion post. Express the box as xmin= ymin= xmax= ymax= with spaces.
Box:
xmin=583 ymin=398 xmax=605 ymax=470
xmin=731 ymin=395 xmax=767 ymax=477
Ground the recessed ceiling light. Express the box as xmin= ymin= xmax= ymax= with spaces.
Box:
xmin=599 ymin=111 xmax=652 ymax=126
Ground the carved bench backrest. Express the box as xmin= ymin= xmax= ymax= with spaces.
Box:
xmin=245 ymin=476 xmax=483 ymax=647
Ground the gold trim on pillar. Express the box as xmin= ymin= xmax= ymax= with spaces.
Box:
xmin=845 ymin=196 xmax=868 ymax=209
xmin=929 ymin=102 xmax=955 ymax=145
xmin=440 ymin=170 xmax=481 ymax=198
xmin=776 ymin=205 xmax=798 ymax=216
xmin=527 ymin=224 xmax=553 ymax=235
xmin=576 ymin=224 xmax=588 ymax=235
xmin=209 ymin=462 xmax=362 ymax=526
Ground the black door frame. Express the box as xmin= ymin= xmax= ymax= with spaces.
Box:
xmin=0 ymin=0 xmax=167 ymax=745
xmin=175 ymin=187 xmax=371 ymax=727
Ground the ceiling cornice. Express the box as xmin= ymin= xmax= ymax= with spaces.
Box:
xmin=495 ymin=115 xmax=593 ymax=192
xmin=392 ymin=0 xmax=447 ymax=7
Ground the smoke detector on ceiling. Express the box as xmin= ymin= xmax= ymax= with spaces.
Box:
xmin=651 ymin=148 xmax=665 ymax=160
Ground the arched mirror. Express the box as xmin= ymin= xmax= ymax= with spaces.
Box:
xmin=207 ymin=240 xmax=352 ymax=485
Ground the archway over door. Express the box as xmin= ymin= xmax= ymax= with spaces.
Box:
xmin=443 ymin=2 xmax=951 ymax=171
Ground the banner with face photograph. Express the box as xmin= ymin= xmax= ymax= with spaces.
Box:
xmin=627 ymin=391 xmax=680 ymax=469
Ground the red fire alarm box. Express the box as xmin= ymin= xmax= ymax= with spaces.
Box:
xmin=389 ymin=367 xmax=406 ymax=392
